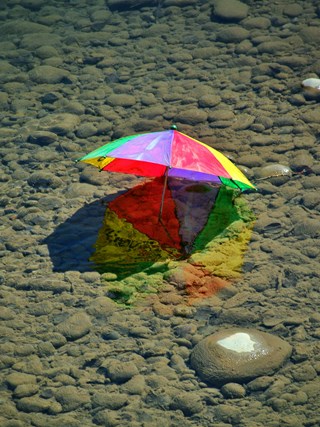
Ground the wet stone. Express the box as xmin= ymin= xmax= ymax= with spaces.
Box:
xmin=39 ymin=113 xmax=80 ymax=136
xmin=13 ymin=383 xmax=39 ymax=398
xmin=283 ymin=3 xmax=303 ymax=17
xmin=6 ymin=372 xmax=37 ymax=389
xmin=0 ymin=307 xmax=15 ymax=320
xmin=0 ymin=92 xmax=9 ymax=108
xmin=247 ymin=376 xmax=274 ymax=392
xmin=212 ymin=0 xmax=249 ymax=22
xmin=86 ymin=296 xmax=117 ymax=319
xmin=16 ymin=396 xmax=51 ymax=413
xmin=81 ymin=271 xmax=101 ymax=283
xmin=79 ymin=168 xmax=104 ymax=186
xmin=54 ymin=386 xmax=91 ymax=412
xmin=291 ymin=364 xmax=317 ymax=382
xmin=0 ymin=20 xmax=51 ymax=35
xmin=170 ymin=391 xmax=203 ymax=416
xmin=1 ymin=420 xmax=25 ymax=427
xmin=56 ymin=312 xmax=92 ymax=341
xmin=300 ymin=27 xmax=320 ymax=45
xmin=76 ymin=123 xmax=98 ymax=138
xmin=37 ymin=342 xmax=56 ymax=357
xmin=15 ymin=278 xmax=71 ymax=293
xmin=35 ymin=45 xmax=59 ymax=59
xmin=93 ymin=409 xmax=121 ymax=427
xmin=102 ymin=360 xmax=139 ymax=384
xmin=243 ymin=17 xmax=271 ymax=29
xmin=217 ymin=27 xmax=250 ymax=43
xmin=176 ymin=108 xmax=208 ymax=125
xmin=27 ymin=131 xmax=58 ymax=145
xmin=121 ymin=374 xmax=146 ymax=395
xmin=14 ymin=344 xmax=35 ymax=357
xmin=27 ymin=172 xmax=63 ymax=189
xmin=257 ymin=41 xmax=290 ymax=54
xmin=214 ymin=404 xmax=241 ymax=424
xmin=221 ymin=382 xmax=246 ymax=398
xmin=289 ymin=152 xmax=314 ymax=171
xmin=62 ymin=101 xmax=86 ymax=115
xmin=302 ymin=176 xmax=320 ymax=190
xmin=64 ymin=183 xmax=96 ymax=198
xmin=198 ymin=94 xmax=221 ymax=108
xmin=91 ymin=392 xmax=128 ymax=410
xmin=38 ymin=196 xmax=63 ymax=211
xmin=29 ymin=65 xmax=73 ymax=84
xmin=107 ymin=94 xmax=136 ymax=107
xmin=294 ymin=219 xmax=320 ymax=239
xmin=255 ymin=164 xmax=292 ymax=180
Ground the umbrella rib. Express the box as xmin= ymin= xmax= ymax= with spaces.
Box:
xmin=158 ymin=166 xmax=169 ymax=222
xmin=227 ymin=178 xmax=241 ymax=190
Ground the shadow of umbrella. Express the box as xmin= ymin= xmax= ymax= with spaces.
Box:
xmin=44 ymin=177 xmax=255 ymax=304
xmin=43 ymin=200 xmax=106 ymax=272
xmin=43 ymin=186 xmax=128 ymax=272
xmin=89 ymin=178 xmax=246 ymax=279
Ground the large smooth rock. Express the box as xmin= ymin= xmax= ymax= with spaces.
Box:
xmin=29 ymin=65 xmax=72 ymax=84
xmin=56 ymin=312 xmax=92 ymax=341
xmin=39 ymin=113 xmax=80 ymax=135
xmin=212 ymin=0 xmax=249 ymax=22
xmin=0 ymin=21 xmax=51 ymax=35
xmin=190 ymin=328 xmax=292 ymax=386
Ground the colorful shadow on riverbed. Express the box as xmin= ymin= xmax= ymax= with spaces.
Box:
xmin=90 ymin=178 xmax=255 ymax=304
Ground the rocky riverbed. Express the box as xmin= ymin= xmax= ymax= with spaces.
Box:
xmin=1 ymin=0 xmax=320 ymax=426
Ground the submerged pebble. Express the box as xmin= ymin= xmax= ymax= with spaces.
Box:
xmin=255 ymin=164 xmax=292 ymax=180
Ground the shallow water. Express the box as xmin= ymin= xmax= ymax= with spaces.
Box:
xmin=1 ymin=0 xmax=320 ymax=426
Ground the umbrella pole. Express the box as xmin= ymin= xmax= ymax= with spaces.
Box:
xmin=158 ymin=167 xmax=169 ymax=222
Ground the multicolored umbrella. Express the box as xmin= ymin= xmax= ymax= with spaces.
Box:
xmin=78 ymin=128 xmax=255 ymax=218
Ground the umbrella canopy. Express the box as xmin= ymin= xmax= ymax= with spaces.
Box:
xmin=78 ymin=129 xmax=255 ymax=192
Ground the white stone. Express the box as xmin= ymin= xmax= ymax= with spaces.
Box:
xmin=302 ymin=78 xmax=320 ymax=91
xmin=190 ymin=328 xmax=292 ymax=386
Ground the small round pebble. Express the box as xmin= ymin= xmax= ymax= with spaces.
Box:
xmin=221 ymin=382 xmax=246 ymax=398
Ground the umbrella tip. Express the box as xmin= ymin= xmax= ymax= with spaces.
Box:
xmin=170 ymin=124 xmax=177 ymax=130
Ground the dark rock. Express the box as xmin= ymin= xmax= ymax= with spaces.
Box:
xmin=27 ymin=131 xmax=58 ymax=145
xmin=41 ymin=93 xmax=60 ymax=104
